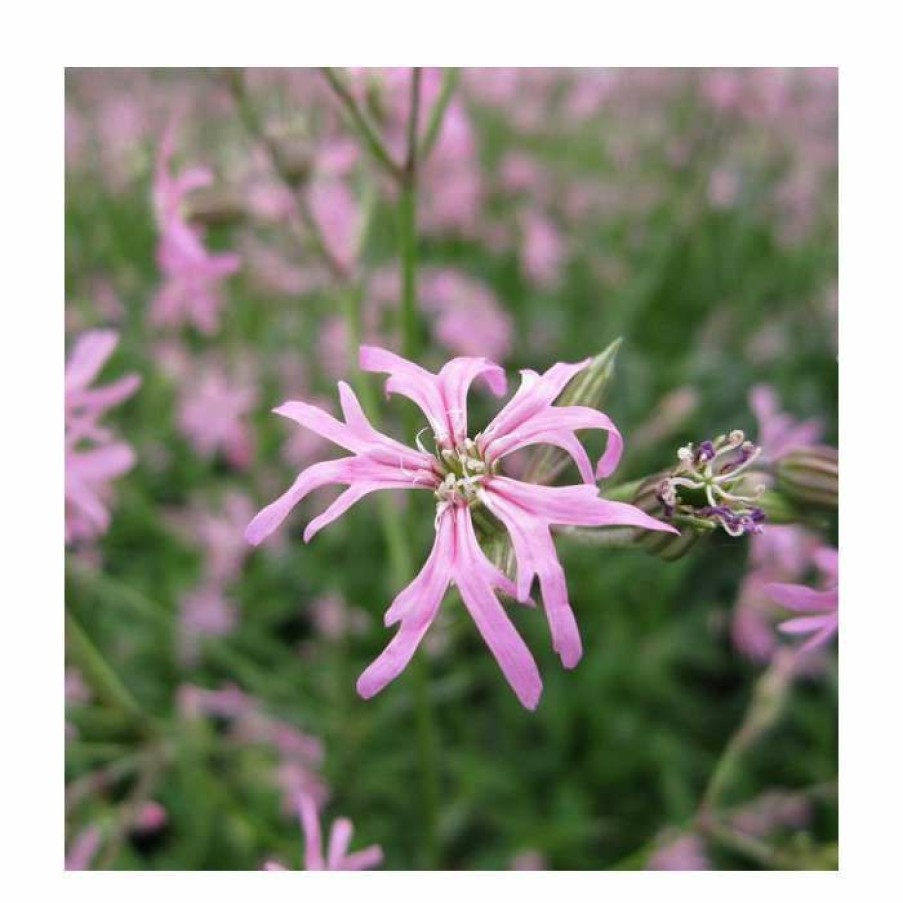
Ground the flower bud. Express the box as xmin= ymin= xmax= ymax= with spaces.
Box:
xmin=776 ymin=445 xmax=838 ymax=510
xmin=186 ymin=187 xmax=246 ymax=227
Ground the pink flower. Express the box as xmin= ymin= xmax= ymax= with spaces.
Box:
xmin=178 ymin=582 xmax=237 ymax=665
xmin=65 ymin=330 xmax=140 ymax=545
xmin=646 ymin=832 xmax=711 ymax=871
xmin=767 ymin=546 xmax=838 ymax=652
xmin=731 ymin=524 xmax=822 ymax=663
xmin=151 ymin=123 xmax=240 ymax=335
xmin=65 ymin=825 xmax=102 ymax=871
xmin=519 ymin=210 xmax=566 ymax=289
xmin=264 ymin=793 xmax=382 ymax=871
xmin=247 ymin=347 xmax=674 ymax=709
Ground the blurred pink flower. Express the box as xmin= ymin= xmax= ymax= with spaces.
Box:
xmin=310 ymin=593 xmax=369 ymax=641
xmin=749 ymin=384 xmax=825 ymax=464
xmin=646 ymin=832 xmax=711 ymax=871
xmin=767 ymin=546 xmax=838 ymax=653
xmin=65 ymin=330 xmax=140 ymax=545
xmin=151 ymin=123 xmax=240 ymax=335
xmin=519 ymin=210 xmax=566 ymax=289
xmin=177 ymin=365 xmax=257 ymax=469
xmin=421 ymin=269 xmax=513 ymax=361
xmin=731 ymin=524 xmax=822 ymax=663
xmin=65 ymin=825 xmax=102 ymax=871
xmin=308 ymin=179 xmax=362 ymax=274
xmin=510 ymin=849 xmax=547 ymax=870
xmin=264 ymin=793 xmax=382 ymax=871
xmin=246 ymin=347 xmax=674 ymax=708
xmin=175 ymin=491 xmax=256 ymax=585
xmin=178 ymin=582 xmax=237 ymax=664
xmin=178 ymin=683 xmax=327 ymax=812
xmin=728 ymin=790 xmax=811 ymax=838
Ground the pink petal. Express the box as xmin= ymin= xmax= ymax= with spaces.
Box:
xmin=297 ymin=793 xmax=324 ymax=870
xmin=326 ymin=818 xmax=353 ymax=869
xmin=303 ymin=481 xmax=417 ymax=543
xmin=359 ymin=345 xmax=448 ymax=439
xmin=766 ymin=583 xmax=837 ymax=614
xmin=480 ymin=486 xmax=582 ymax=667
xmin=245 ymin=459 xmax=348 ymax=545
xmin=340 ymin=845 xmax=384 ymax=870
xmin=453 ymin=507 xmax=543 ymax=709
xmin=66 ymin=331 xmax=118 ymax=392
xmin=357 ymin=514 xmax=453 ymax=698
xmin=481 ymin=360 xmax=589 ymax=445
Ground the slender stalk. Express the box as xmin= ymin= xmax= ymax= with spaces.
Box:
xmin=395 ymin=67 xmax=441 ymax=869
xmin=65 ymin=608 xmax=148 ymax=727
xmin=699 ymin=649 xmax=799 ymax=815
xmin=224 ymin=68 xmax=349 ymax=281
xmin=419 ymin=68 xmax=460 ymax=162
xmin=319 ymin=68 xmax=404 ymax=181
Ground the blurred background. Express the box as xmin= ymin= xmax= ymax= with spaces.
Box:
xmin=65 ymin=67 xmax=837 ymax=870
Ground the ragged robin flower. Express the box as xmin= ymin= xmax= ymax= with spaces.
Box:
xmin=246 ymin=347 xmax=674 ymax=709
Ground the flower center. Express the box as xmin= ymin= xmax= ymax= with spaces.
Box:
xmin=434 ymin=437 xmax=492 ymax=508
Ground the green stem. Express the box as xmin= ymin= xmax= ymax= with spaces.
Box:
xmin=396 ymin=67 xmax=440 ymax=869
xmin=419 ymin=68 xmax=460 ymax=162
xmin=699 ymin=650 xmax=799 ymax=814
xmin=319 ymin=68 xmax=403 ymax=181
xmin=398 ymin=180 xmax=419 ymax=362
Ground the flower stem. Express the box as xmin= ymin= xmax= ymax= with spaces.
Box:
xmin=396 ymin=67 xmax=440 ymax=869
xmin=699 ymin=649 xmax=799 ymax=815
xmin=65 ymin=607 xmax=150 ymax=729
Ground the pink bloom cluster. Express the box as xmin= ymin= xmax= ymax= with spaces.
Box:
xmin=247 ymin=347 xmax=674 ymax=709
xmin=264 ymin=792 xmax=383 ymax=871
xmin=151 ymin=123 xmax=240 ymax=335
xmin=65 ymin=330 xmax=141 ymax=545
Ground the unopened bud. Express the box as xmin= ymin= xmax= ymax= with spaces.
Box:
xmin=776 ymin=446 xmax=838 ymax=510
xmin=186 ymin=187 xmax=246 ymax=226
xmin=274 ymin=139 xmax=314 ymax=187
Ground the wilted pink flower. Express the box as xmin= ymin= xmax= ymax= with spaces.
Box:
xmin=264 ymin=793 xmax=382 ymax=871
xmin=151 ymin=123 xmax=240 ymax=335
xmin=65 ymin=330 xmax=140 ymax=545
xmin=247 ymin=347 xmax=674 ymax=708
xmin=65 ymin=825 xmax=102 ymax=871
xmin=177 ymin=365 xmax=257 ymax=469
xmin=767 ymin=546 xmax=838 ymax=652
